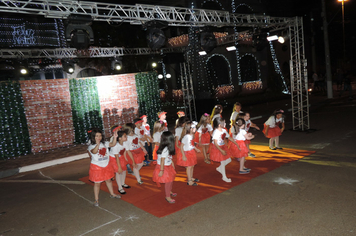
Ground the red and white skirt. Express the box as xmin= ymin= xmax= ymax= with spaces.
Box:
xmin=131 ymin=148 xmax=145 ymax=164
xmin=209 ymin=144 xmax=231 ymax=162
xmin=89 ymin=163 xmax=114 ymax=183
xmin=115 ymin=155 xmax=128 ymax=171
xmin=152 ymin=145 xmax=159 ymax=160
xmin=199 ymin=132 xmax=211 ymax=145
xmin=174 ymin=142 xmax=182 ymax=162
xmin=152 ymin=164 xmax=176 ymax=183
xmin=263 ymin=124 xmax=282 ymax=138
xmin=177 ymin=149 xmax=197 ymax=167
xmin=229 ymin=140 xmax=249 ymax=158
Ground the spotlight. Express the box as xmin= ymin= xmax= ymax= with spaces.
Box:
xmin=20 ymin=67 xmax=28 ymax=75
xmin=200 ymin=31 xmax=217 ymax=53
xmin=226 ymin=46 xmax=237 ymax=51
xmin=198 ymin=51 xmax=207 ymax=56
xmin=145 ymin=21 xmax=168 ymax=50
xmin=62 ymin=60 xmax=75 ymax=74
xmin=111 ymin=57 xmax=123 ymax=71
xmin=65 ymin=14 xmax=94 ymax=50
xmin=158 ymin=74 xmax=164 ymax=79
xmin=267 ymin=35 xmax=278 ymax=41
xmin=278 ymin=35 xmax=288 ymax=44
xmin=166 ymin=73 xmax=171 ymax=78
xmin=152 ymin=62 xmax=158 ymax=68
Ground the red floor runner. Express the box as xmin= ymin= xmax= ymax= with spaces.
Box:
xmin=80 ymin=145 xmax=315 ymax=218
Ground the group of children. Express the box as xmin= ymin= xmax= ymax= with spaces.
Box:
xmin=87 ymin=104 xmax=285 ymax=206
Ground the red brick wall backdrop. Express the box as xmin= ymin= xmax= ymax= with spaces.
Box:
xmin=20 ymin=79 xmax=75 ymax=153
xmin=96 ymin=74 xmax=139 ymax=136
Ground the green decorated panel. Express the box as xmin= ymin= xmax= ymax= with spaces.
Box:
xmin=69 ymin=78 xmax=103 ymax=143
xmin=135 ymin=72 xmax=161 ymax=128
xmin=0 ymin=82 xmax=31 ymax=160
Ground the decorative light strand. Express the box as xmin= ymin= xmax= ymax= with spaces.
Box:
xmin=268 ymin=40 xmax=290 ymax=94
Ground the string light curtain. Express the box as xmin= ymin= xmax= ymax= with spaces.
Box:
xmin=135 ymin=72 xmax=161 ymax=128
xmin=69 ymin=78 xmax=103 ymax=143
xmin=0 ymin=81 xmax=31 ymax=160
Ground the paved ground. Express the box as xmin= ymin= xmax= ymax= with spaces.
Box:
xmin=0 ymin=91 xmax=355 ymax=236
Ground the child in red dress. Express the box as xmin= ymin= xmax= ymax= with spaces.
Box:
xmin=242 ymin=112 xmax=260 ymax=157
xmin=178 ymin=121 xmax=201 ymax=186
xmin=152 ymin=131 xmax=177 ymax=204
xmin=158 ymin=111 xmax=168 ymax=131
xmin=263 ymin=110 xmax=285 ymax=150
xmin=210 ymin=117 xmax=239 ymax=183
xmin=229 ymin=118 xmax=254 ymax=174
xmin=88 ymin=128 xmax=121 ymax=207
xmin=141 ymin=115 xmax=154 ymax=163
xmin=152 ymin=121 xmax=165 ymax=161
xmin=124 ymin=123 xmax=147 ymax=185
xmin=195 ymin=113 xmax=213 ymax=164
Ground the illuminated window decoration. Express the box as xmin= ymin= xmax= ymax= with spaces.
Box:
xmin=0 ymin=17 xmax=65 ymax=47
xmin=205 ymin=54 xmax=233 ymax=103
xmin=0 ymin=81 xmax=31 ymax=160
xmin=242 ymin=81 xmax=263 ymax=90
xmin=268 ymin=40 xmax=290 ymax=94
xmin=239 ymin=53 xmax=261 ymax=85
xmin=206 ymin=53 xmax=233 ymax=85
xmin=215 ymin=84 xmax=235 ymax=99
xmin=168 ymin=32 xmax=228 ymax=48
xmin=172 ymin=89 xmax=183 ymax=102
xmin=159 ymin=89 xmax=166 ymax=102
xmin=135 ymin=72 xmax=161 ymax=129
xmin=69 ymin=78 xmax=103 ymax=144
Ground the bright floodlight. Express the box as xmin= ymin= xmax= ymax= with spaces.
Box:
xmin=68 ymin=67 xmax=74 ymax=73
xmin=226 ymin=46 xmax=237 ymax=51
xmin=115 ymin=64 xmax=122 ymax=70
xmin=198 ymin=51 xmax=207 ymax=56
xmin=278 ymin=36 xmax=285 ymax=44
xmin=267 ymin=35 xmax=278 ymax=41
xmin=152 ymin=62 xmax=157 ymax=68
xmin=20 ymin=68 xmax=28 ymax=75
xmin=166 ymin=73 xmax=171 ymax=78
xmin=158 ymin=74 xmax=164 ymax=79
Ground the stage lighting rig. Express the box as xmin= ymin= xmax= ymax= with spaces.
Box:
xmin=111 ymin=57 xmax=123 ymax=71
xmin=62 ymin=59 xmax=75 ymax=74
xmin=65 ymin=14 xmax=94 ymax=50
xmin=144 ymin=20 xmax=168 ymax=50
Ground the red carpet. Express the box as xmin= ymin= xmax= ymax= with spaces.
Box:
xmin=79 ymin=145 xmax=315 ymax=218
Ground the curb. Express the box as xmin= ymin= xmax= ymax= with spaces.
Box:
xmin=0 ymin=153 xmax=88 ymax=179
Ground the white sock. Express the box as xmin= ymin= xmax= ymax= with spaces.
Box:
xmin=133 ymin=163 xmax=143 ymax=182
xmin=275 ymin=136 xmax=280 ymax=147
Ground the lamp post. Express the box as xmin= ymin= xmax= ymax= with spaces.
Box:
xmin=338 ymin=0 xmax=348 ymax=61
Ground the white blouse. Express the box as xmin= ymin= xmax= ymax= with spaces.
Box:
xmin=88 ymin=142 xmax=110 ymax=167
xmin=181 ymin=134 xmax=195 ymax=151
xmin=157 ymin=147 xmax=173 ymax=166
xmin=212 ymin=129 xmax=230 ymax=146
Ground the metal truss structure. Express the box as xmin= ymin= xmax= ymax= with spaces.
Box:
xmin=289 ymin=17 xmax=309 ymax=131
xmin=0 ymin=0 xmax=294 ymax=29
xmin=0 ymin=0 xmax=309 ymax=130
xmin=180 ymin=61 xmax=197 ymax=122
xmin=0 ymin=47 xmax=184 ymax=59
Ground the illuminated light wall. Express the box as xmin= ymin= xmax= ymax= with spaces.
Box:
xmin=0 ymin=17 xmax=66 ymax=47
xmin=97 ymin=74 xmax=139 ymax=136
xmin=0 ymin=82 xmax=31 ymax=160
xmin=20 ymin=79 xmax=74 ymax=153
